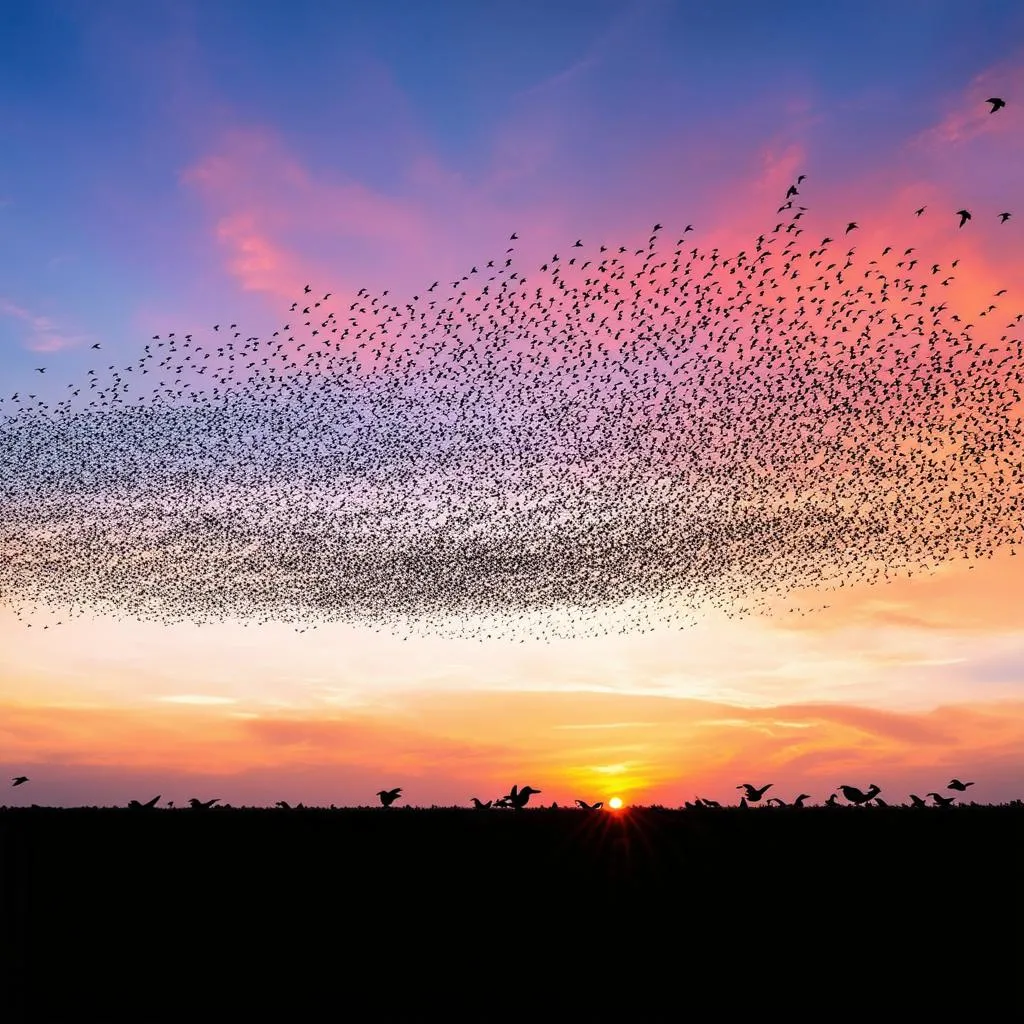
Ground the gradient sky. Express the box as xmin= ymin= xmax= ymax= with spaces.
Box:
xmin=2 ymin=0 xmax=1023 ymax=808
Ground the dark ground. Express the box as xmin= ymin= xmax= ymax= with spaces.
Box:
xmin=2 ymin=805 xmax=1021 ymax=1020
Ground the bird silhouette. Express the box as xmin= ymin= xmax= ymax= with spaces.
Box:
xmin=470 ymin=797 xmax=492 ymax=809
xmin=377 ymin=787 xmax=402 ymax=807
xmin=11 ymin=776 xmax=29 ymax=787
xmin=998 ymin=212 xmax=1011 ymax=223
xmin=928 ymin=792 xmax=955 ymax=807
xmin=986 ymin=97 xmax=1006 ymax=112
xmin=955 ymin=209 xmax=972 ymax=227
xmin=736 ymin=783 xmax=772 ymax=802
xmin=947 ymin=779 xmax=974 ymax=792
xmin=575 ymin=799 xmax=604 ymax=810
xmin=506 ymin=784 xmax=541 ymax=809
xmin=838 ymin=784 xmax=881 ymax=805
xmin=188 ymin=797 xmax=220 ymax=809
xmin=127 ymin=795 xmax=161 ymax=809
xmin=909 ymin=794 xmax=928 ymax=808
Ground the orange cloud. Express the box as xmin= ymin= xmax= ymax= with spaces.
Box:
xmin=3 ymin=691 xmax=1022 ymax=808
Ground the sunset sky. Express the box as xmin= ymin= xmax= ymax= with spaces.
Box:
xmin=2 ymin=1 xmax=1023 ymax=809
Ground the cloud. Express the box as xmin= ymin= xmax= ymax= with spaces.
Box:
xmin=0 ymin=297 xmax=91 ymax=352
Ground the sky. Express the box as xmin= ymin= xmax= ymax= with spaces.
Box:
xmin=1 ymin=0 xmax=1023 ymax=809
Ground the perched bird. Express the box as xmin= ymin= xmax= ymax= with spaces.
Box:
xmin=986 ymin=97 xmax=1006 ymax=113
xmin=127 ymin=795 xmax=161 ymax=809
xmin=838 ymin=784 xmax=881 ymax=806
xmin=11 ymin=776 xmax=29 ymax=787
xmin=956 ymin=209 xmax=972 ymax=227
xmin=909 ymin=795 xmax=928 ymax=808
xmin=928 ymin=792 xmax=955 ymax=807
xmin=506 ymin=784 xmax=541 ymax=809
xmin=470 ymin=797 xmax=492 ymax=809
xmin=947 ymin=779 xmax=974 ymax=792
xmin=736 ymin=783 xmax=772 ymax=802
xmin=188 ymin=797 xmax=220 ymax=809
xmin=377 ymin=788 xmax=402 ymax=807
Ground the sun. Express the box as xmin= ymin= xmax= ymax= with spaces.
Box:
xmin=608 ymin=796 xmax=623 ymax=810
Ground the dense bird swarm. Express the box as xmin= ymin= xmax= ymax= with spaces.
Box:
xmin=1 ymin=181 xmax=1021 ymax=638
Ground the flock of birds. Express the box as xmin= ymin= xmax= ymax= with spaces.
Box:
xmin=7 ymin=775 xmax=1006 ymax=810
xmin=0 ymin=98 xmax=1018 ymax=638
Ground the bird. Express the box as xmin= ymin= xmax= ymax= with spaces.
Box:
xmin=127 ymin=795 xmax=161 ymax=809
xmin=11 ymin=776 xmax=29 ymax=787
xmin=838 ymin=784 xmax=881 ymax=806
xmin=873 ymin=798 xmax=889 ymax=808
xmin=575 ymin=799 xmax=604 ymax=811
xmin=275 ymin=800 xmax=292 ymax=809
xmin=470 ymin=797 xmax=492 ymax=809
xmin=986 ymin=97 xmax=1006 ymax=113
xmin=928 ymin=792 xmax=955 ymax=807
xmin=956 ymin=209 xmax=972 ymax=227
xmin=948 ymin=779 xmax=974 ymax=792
xmin=998 ymin=212 xmax=1011 ymax=223
xmin=736 ymin=783 xmax=772 ymax=802
xmin=377 ymin=787 xmax=402 ymax=807
xmin=845 ymin=222 xmax=858 ymax=234
xmin=825 ymin=794 xmax=839 ymax=807
xmin=34 ymin=368 xmax=45 ymax=374
xmin=914 ymin=207 xmax=926 ymax=216
xmin=506 ymin=784 xmax=541 ymax=809
xmin=188 ymin=797 xmax=220 ymax=809
xmin=909 ymin=795 xmax=928 ymax=808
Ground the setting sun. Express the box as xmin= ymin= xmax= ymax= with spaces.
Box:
xmin=608 ymin=797 xmax=623 ymax=810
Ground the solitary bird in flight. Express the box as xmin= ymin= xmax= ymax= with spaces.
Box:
xmin=986 ymin=97 xmax=1006 ymax=112
xmin=915 ymin=207 xmax=926 ymax=216
xmin=947 ymin=779 xmax=974 ymax=792
xmin=377 ymin=787 xmax=402 ymax=807
xmin=11 ymin=776 xmax=29 ymax=787
xmin=956 ymin=209 xmax=972 ymax=227
xmin=998 ymin=212 xmax=1011 ymax=223
xmin=845 ymin=222 xmax=858 ymax=234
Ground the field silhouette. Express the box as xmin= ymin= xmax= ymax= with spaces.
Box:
xmin=3 ymin=804 xmax=1021 ymax=1018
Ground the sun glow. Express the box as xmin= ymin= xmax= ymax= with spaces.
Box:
xmin=608 ymin=796 xmax=623 ymax=810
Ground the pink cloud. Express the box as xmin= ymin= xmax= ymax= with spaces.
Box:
xmin=0 ymin=297 xmax=91 ymax=352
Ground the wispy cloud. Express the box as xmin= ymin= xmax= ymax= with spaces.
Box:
xmin=0 ymin=297 xmax=91 ymax=352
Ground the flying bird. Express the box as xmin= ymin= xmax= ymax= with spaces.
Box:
xmin=845 ymin=222 xmax=858 ymax=234
xmin=915 ymin=207 xmax=926 ymax=216
xmin=986 ymin=97 xmax=1006 ymax=113
xmin=947 ymin=779 xmax=974 ymax=792
xmin=11 ymin=776 xmax=29 ymax=787
xmin=377 ymin=787 xmax=402 ymax=807
xmin=955 ymin=209 xmax=972 ymax=227
xmin=998 ymin=212 xmax=1011 ymax=223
